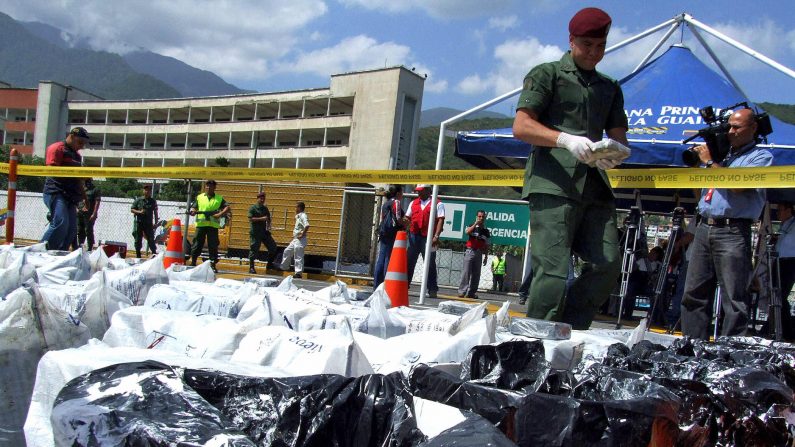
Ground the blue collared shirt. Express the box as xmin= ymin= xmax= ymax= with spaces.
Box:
xmin=778 ymin=216 xmax=795 ymax=258
xmin=698 ymin=142 xmax=773 ymax=219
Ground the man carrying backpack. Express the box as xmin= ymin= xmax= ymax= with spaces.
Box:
xmin=373 ymin=185 xmax=404 ymax=290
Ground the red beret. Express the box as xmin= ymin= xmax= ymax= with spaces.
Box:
xmin=569 ymin=7 xmax=611 ymax=38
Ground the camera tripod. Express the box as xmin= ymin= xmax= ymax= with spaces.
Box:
xmin=646 ymin=207 xmax=685 ymax=329
xmin=765 ymin=233 xmax=783 ymax=341
xmin=616 ymin=206 xmax=643 ymax=329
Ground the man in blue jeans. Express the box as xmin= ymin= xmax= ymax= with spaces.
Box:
xmin=373 ymin=185 xmax=404 ymax=290
xmin=404 ymin=185 xmax=445 ymax=298
xmin=41 ymin=127 xmax=89 ymax=251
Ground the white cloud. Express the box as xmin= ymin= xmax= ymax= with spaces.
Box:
xmin=695 ymin=19 xmax=792 ymax=72
xmin=1 ymin=0 xmax=328 ymax=81
xmin=456 ymin=37 xmax=563 ymax=96
xmin=488 ymin=15 xmax=518 ymax=32
xmin=277 ymin=35 xmax=448 ymax=93
xmin=337 ymin=0 xmax=514 ymax=19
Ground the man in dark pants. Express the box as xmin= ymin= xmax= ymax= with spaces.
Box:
xmin=680 ymin=109 xmax=773 ymax=340
xmin=189 ymin=180 xmax=230 ymax=272
xmin=404 ymin=184 xmax=445 ymax=298
xmin=774 ymin=201 xmax=795 ymax=340
xmin=512 ymin=7 xmax=629 ymax=329
xmin=458 ymin=210 xmax=490 ymax=298
xmin=248 ymin=191 xmax=278 ymax=274
xmin=77 ymin=179 xmax=101 ymax=250
xmin=131 ymin=184 xmax=158 ymax=258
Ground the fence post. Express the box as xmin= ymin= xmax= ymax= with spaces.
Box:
xmin=183 ymin=179 xmax=192 ymax=257
xmin=333 ymin=189 xmax=348 ymax=276
xmin=5 ymin=148 xmax=18 ymax=244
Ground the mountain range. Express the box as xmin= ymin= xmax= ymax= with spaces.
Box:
xmin=0 ymin=11 xmax=247 ymax=99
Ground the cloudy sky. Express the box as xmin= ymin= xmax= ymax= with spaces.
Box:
xmin=2 ymin=0 xmax=795 ymax=113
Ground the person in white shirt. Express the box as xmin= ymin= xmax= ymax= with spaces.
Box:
xmin=279 ymin=202 xmax=310 ymax=278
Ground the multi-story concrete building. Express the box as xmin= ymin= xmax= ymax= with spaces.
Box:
xmin=31 ymin=66 xmax=424 ymax=170
xmin=0 ymin=84 xmax=38 ymax=156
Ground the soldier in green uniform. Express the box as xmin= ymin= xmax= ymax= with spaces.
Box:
xmin=512 ymin=7 xmax=629 ymax=329
xmin=189 ymin=180 xmax=230 ymax=272
xmin=77 ymin=179 xmax=101 ymax=250
xmin=131 ymin=184 xmax=159 ymax=258
xmin=247 ymin=191 xmax=278 ymax=274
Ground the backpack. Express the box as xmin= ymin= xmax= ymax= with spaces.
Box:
xmin=378 ymin=199 xmax=400 ymax=241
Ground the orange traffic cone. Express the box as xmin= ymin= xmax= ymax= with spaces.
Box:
xmin=384 ymin=230 xmax=409 ymax=307
xmin=163 ymin=219 xmax=184 ymax=269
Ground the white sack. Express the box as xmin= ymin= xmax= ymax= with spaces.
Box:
xmin=104 ymin=253 xmax=169 ymax=305
xmin=166 ymin=261 xmax=215 ymax=283
xmin=231 ymin=321 xmax=374 ymax=377
xmin=35 ymin=248 xmax=92 ymax=285
xmin=103 ymin=306 xmax=244 ymax=360
xmin=144 ymin=280 xmax=253 ymax=318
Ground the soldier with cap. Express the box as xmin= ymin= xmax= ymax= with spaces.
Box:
xmin=131 ymin=184 xmax=159 ymax=258
xmin=512 ymin=7 xmax=629 ymax=329
xmin=247 ymin=191 xmax=278 ymax=274
xmin=41 ymin=127 xmax=90 ymax=251
xmin=76 ymin=179 xmax=101 ymax=250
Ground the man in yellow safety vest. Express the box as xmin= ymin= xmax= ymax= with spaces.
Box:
xmin=189 ymin=180 xmax=230 ymax=272
xmin=491 ymin=252 xmax=506 ymax=292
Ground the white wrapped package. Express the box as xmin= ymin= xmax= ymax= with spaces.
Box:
xmin=242 ymin=276 xmax=280 ymax=289
xmin=231 ymin=321 xmax=374 ymax=377
xmin=143 ymin=280 xmax=254 ymax=318
xmin=87 ymin=247 xmax=109 ymax=274
xmin=24 ymin=340 xmax=288 ymax=447
xmin=103 ymin=306 xmax=244 ymax=360
xmin=106 ymin=253 xmax=130 ymax=270
xmin=392 ymin=302 xmax=488 ymax=335
xmin=314 ymin=280 xmax=357 ymax=304
xmin=104 ymin=253 xmax=169 ymax=305
xmin=166 ymin=261 xmax=215 ymax=283
xmin=38 ymin=271 xmax=132 ymax=339
xmin=355 ymin=315 xmax=496 ymax=375
xmin=0 ymin=283 xmax=93 ymax=446
xmin=36 ymin=248 xmax=92 ymax=285
xmin=296 ymin=289 xmax=403 ymax=338
xmin=0 ymin=251 xmax=36 ymax=297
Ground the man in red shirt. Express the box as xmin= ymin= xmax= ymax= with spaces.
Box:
xmin=457 ymin=210 xmax=490 ymax=298
xmin=404 ymin=185 xmax=445 ymax=298
xmin=41 ymin=127 xmax=88 ymax=251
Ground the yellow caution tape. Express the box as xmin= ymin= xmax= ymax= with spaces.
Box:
xmin=0 ymin=164 xmax=524 ymax=186
xmin=0 ymin=163 xmax=792 ymax=188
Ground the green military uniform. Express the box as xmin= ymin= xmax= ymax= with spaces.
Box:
xmin=77 ymin=183 xmax=100 ymax=249
xmin=517 ymin=51 xmax=628 ymax=329
xmin=190 ymin=193 xmax=228 ymax=266
xmin=248 ymin=203 xmax=278 ymax=266
xmin=131 ymin=196 xmax=158 ymax=257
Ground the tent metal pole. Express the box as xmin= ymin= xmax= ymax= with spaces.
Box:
xmin=424 ymin=88 xmax=525 ymax=303
xmin=631 ymin=22 xmax=682 ymax=74
xmin=684 ymin=14 xmax=795 ymax=81
xmin=605 ymin=16 xmax=679 ymax=54
xmin=686 ymin=24 xmax=749 ymax=99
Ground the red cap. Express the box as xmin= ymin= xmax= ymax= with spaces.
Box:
xmin=569 ymin=7 xmax=611 ymax=38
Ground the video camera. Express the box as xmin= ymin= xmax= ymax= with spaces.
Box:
xmin=682 ymin=102 xmax=773 ymax=167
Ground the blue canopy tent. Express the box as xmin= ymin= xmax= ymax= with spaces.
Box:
xmin=454 ymin=45 xmax=795 ymax=211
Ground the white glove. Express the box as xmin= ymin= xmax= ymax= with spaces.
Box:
xmin=556 ymin=132 xmax=594 ymax=163
xmin=595 ymin=158 xmax=621 ymax=170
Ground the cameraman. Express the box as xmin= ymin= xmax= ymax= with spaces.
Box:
xmin=680 ymin=108 xmax=773 ymax=340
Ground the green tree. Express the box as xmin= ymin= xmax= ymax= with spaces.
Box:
xmin=157 ymin=179 xmax=202 ymax=202
xmin=0 ymin=145 xmax=46 ymax=192
xmin=214 ymin=157 xmax=230 ymax=167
